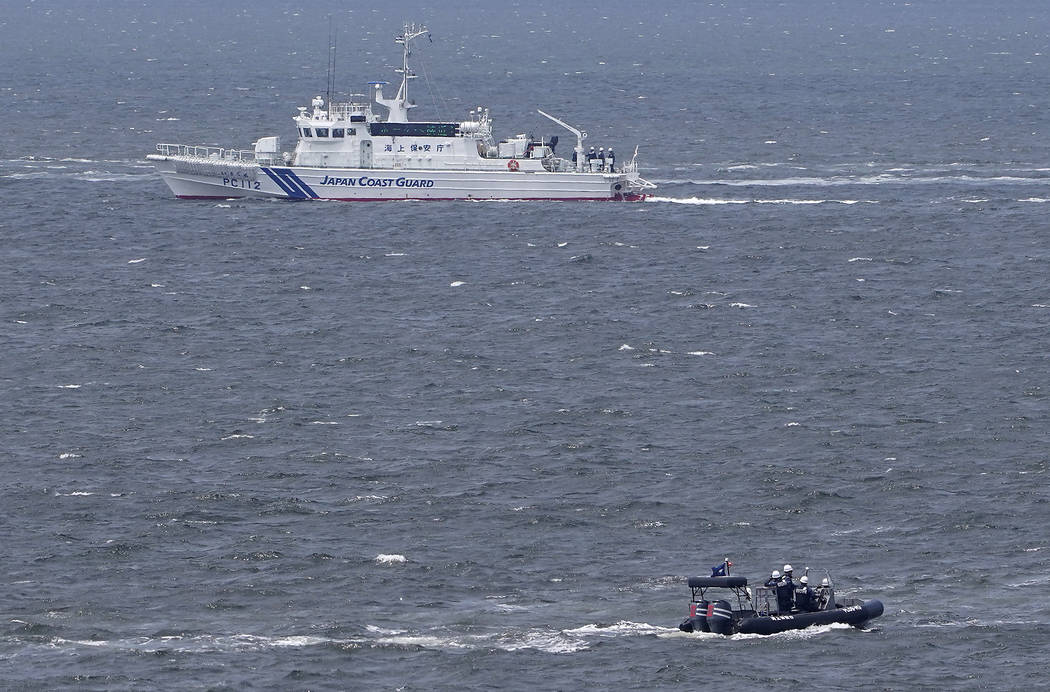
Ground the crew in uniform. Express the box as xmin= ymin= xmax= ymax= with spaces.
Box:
xmin=815 ymin=577 xmax=833 ymax=610
xmin=764 ymin=569 xmax=781 ymax=587
xmin=776 ymin=564 xmax=796 ymax=613
xmin=794 ymin=575 xmax=818 ymax=612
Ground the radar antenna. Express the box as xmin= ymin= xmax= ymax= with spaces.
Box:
xmin=325 ymin=17 xmax=337 ymax=114
xmin=375 ymin=23 xmax=430 ymax=123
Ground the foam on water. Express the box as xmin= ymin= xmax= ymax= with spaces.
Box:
xmin=375 ymin=554 xmax=407 ymax=564
xmin=647 ymin=196 xmax=875 ymax=205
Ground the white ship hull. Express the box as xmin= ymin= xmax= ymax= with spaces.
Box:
xmin=146 ymin=156 xmax=648 ymax=202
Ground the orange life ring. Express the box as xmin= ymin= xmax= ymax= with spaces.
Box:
xmin=507 ymin=159 xmax=520 ymax=171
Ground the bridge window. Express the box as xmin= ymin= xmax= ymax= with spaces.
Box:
xmin=301 ymin=128 xmax=313 ymax=137
xmin=368 ymin=122 xmax=460 ymax=138
xmin=332 ymin=128 xmax=345 ymax=138
xmin=315 ymin=128 xmax=329 ymax=137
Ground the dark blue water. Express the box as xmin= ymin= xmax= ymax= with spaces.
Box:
xmin=4 ymin=1 xmax=1050 ymax=689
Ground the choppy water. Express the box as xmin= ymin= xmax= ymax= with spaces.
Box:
xmin=4 ymin=1 xmax=1050 ymax=689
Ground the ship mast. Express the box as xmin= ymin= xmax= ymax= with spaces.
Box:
xmin=374 ymin=23 xmax=429 ymax=123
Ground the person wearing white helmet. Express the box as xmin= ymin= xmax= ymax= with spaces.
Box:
xmin=775 ymin=566 xmax=796 ymax=613
xmin=773 ymin=564 xmax=802 ymax=612
xmin=795 ymin=574 xmax=818 ymax=612
xmin=815 ymin=576 xmax=833 ymax=610
xmin=764 ymin=569 xmax=781 ymax=587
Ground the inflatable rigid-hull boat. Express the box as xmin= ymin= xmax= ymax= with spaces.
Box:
xmin=677 ymin=574 xmax=884 ymax=636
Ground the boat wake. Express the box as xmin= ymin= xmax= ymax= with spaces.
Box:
xmin=17 ymin=618 xmax=868 ymax=658
xmin=1 ymin=157 xmax=155 ymax=183
xmin=655 ymin=174 xmax=1049 ymax=187
xmin=647 ymin=196 xmax=875 ymax=206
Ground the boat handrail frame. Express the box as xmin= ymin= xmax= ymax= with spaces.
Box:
xmin=688 ymin=579 xmax=755 ymax=614
xmin=155 ymin=143 xmax=259 ymax=162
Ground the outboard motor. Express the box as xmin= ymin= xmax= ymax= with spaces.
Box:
xmin=679 ymin=600 xmax=710 ymax=633
xmin=693 ymin=600 xmax=710 ymax=632
xmin=706 ymin=599 xmax=734 ymax=636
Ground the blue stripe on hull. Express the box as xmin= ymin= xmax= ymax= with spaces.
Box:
xmin=261 ymin=167 xmax=319 ymax=199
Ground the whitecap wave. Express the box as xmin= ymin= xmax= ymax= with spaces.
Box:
xmin=375 ymin=554 xmax=406 ymax=564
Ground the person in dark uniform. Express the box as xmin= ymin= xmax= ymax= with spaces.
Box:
xmin=775 ymin=565 xmax=796 ymax=613
xmin=598 ymin=147 xmax=606 ymax=171
xmin=607 ymin=148 xmax=615 ymax=172
xmin=794 ymin=575 xmax=818 ymax=612
xmin=764 ymin=569 xmax=781 ymax=588
xmin=815 ymin=577 xmax=832 ymax=610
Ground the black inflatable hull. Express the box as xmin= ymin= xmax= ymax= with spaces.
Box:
xmin=680 ymin=600 xmax=883 ymax=636
xmin=739 ymin=599 xmax=883 ymax=635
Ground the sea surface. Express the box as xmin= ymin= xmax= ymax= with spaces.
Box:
xmin=4 ymin=1 xmax=1050 ymax=689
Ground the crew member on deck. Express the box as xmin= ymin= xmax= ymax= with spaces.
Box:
xmin=776 ymin=569 xmax=796 ymax=613
xmin=598 ymin=147 xmax=606 ymax=171
xmin=795 ymin=575 xmax=818 ymax=612
xmin=607 ymin=148 xmax=615 ymax=172
xmin=764 ymin=570 xmax=781 ymax=588
xmin=816 ymin=577 xmax=832 ymax=610
xmin=776 ymin=578 xmax=794 ymax=613
xmin=775 ymin=564 xmax=797 ymax=612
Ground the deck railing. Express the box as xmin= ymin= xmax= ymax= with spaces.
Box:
xmin=155 ymin=143 xmax=258 ymax=162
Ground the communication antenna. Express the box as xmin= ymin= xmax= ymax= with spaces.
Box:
xmin=326 ymin=16 xmax=338 ymax=109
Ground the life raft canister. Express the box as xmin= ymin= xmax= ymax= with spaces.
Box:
xmin=507 ymin=159 xmax=520 ymax=171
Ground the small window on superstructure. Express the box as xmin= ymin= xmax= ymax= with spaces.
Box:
xmin=315 ymin=128 xmax=329 ymax=137
xmin=348 ymin=128 xmax=356 ymax=136
xmin=332 ymin=128 xmax=345 ymax=138
xmin=302 ymin=128 xmax=313 ymax=137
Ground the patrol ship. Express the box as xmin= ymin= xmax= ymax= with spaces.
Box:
xmin=147 ymin=24 xmax=655 ymax=202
